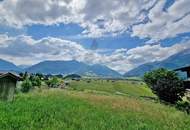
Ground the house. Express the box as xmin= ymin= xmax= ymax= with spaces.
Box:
xmin=0 ymin=72 xmax=21 ymax=101
xmin=175 ymin=65 xmax=190 ymax=89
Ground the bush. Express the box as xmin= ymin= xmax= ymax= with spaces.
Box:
xmin=46 ymin=77 xmax=60 ymax=88
xmin=176 ymin=101 xmax=190 ymax=114
xmin=30 ymin=76 xmax=42 ymax=87
xmin=35 ymin=73 xmax=44 ymax=80
xmin=144 ymin=68 xmax=185 ymax=104
xmin=21 ymin=79 xmax=33 ymax=93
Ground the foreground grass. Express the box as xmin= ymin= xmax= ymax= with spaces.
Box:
xmin=0 ymin=88 xmax=189 ymax=130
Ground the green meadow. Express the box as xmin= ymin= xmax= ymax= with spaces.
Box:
xmin=0 ymin=80 xmax=190 ymax=130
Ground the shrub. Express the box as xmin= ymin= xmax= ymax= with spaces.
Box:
xmin=144 ymin=68 xmax=185 ymax=104
xmin=23 ymin=72 xmax=29 ymax=80
xmin=21 ymin=79 xmax=33 ymax=93
xmin=46 ymin=77 xmax=60 ymax=88
xmin=35 ymin=73 xmax=44 ymax=80
xmin=31 ymin=76 xmax=42 ymax=87
xmin=176 ymin=101 xmax=190 ymax=114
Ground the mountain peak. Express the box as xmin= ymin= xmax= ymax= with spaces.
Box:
xmin=26 ymin=60 xmax=121 ymax=77
xmin=124 ymin=49 xmax=190 ymax=77
xmin=0 ymin=59 xmax=22 ymax=72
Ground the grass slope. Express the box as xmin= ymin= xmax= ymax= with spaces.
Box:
xmin=69 ymin=80 xmax=154 ymax=97
xmin=0 ymin=80 xmax=189 ymax=130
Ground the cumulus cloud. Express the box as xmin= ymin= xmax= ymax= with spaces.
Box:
xmin=0 ymin=0 xmax=77 ymax=27
xmin=0 ymin=0 xmax=190 ymax=39
xmin=0 ymin=35 xmax=87 ymax=62
xmin=1 ymin=0 xmax=190 ymax=39
xmin=132 ymin=0 xmax=190 ymax=41
xmin=103 ymin=41 xmax=190 ymax=72
xmin=0 ymin=0 xmax=157 ymax=37
xmin=0 ymin=0 xmax=190 ymax=73
xmin=0 ymin=34 xmax=190 ymax=73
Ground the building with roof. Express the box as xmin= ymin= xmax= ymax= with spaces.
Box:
xmin=175 ymin=65 xmax=190 ymax=89
xmin=0 ymin=72 xmax=21 ymax=101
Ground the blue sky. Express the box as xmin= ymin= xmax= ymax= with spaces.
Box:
xmin=27 ymin=23 xmax=151 ymax=49
xmin=0 ymin=0 xmax=190 ymax=73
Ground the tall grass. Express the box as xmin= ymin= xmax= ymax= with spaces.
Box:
xmin=0 ymin=80 xmax=189 ymax=130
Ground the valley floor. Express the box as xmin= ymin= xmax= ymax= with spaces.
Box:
xmin=0 ymin=80 xmax=189 ymax=130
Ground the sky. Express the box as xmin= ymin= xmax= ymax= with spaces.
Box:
xmin=0 ymin=0 xmax=190 ymax=73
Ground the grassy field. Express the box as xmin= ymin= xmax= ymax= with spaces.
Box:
xmin=0 ymin=80 xmax=190 ymax=130
xmin=69 ymin=80 xmax=154 ymax=98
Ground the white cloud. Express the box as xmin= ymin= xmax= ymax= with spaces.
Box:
xmin=0 ymin=0 xmax=156 ymax=37
xmin=0 ymin=0 xmax=190 ymax=39
xmin=103 ymin=41 xmax=190 ymax=73
xmin=0 ymin=35 xmax=87 ymax=61
xmin=132 ymin=0 xmax=190 ymax=41
xmin=0 ymin=34 xmax=190 ymax=73
xmin=0 ymin=0 xmax=77 ymax=27
xmin=0 ymin=0 xmax=190 ymax=73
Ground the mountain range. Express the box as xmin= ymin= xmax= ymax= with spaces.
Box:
xmin=124 ymin=49 xmax=190 ymax=77
xmin=0 ymin=59 xmax=22 ymax=72
xmin=0 ymin=59 xmax=121 ymax=77
xmin=26 ymin=60 xmax=122 ymax=77
xmin=1 ymin=48 xmax=190 ymax=77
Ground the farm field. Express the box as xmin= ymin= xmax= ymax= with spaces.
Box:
xmin=0 ymin=80 xmax=190 ymax=130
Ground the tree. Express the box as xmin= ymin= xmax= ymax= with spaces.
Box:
xmin=31 ymin=76 xmax=42 ymax=87
xmin=36 ymin=73 xmax=44 ymax=80
xmin=19 ymin=73 xmax=24 ymax=78
xmin=46 ymin=77 xmax=60 ymax=88
xmin=21 ymin=79 xmax=33 ymax=93
xmin=29 ymin=75 xmax=42 ymax=87
xmin=144 ymin=68 xmax=185 ymax=104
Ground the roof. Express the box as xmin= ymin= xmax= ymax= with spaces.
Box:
xmin=0 ymin=72 xmax=21 ymax=81
xmin=174 ymin=65 xmax=190 ymax=72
